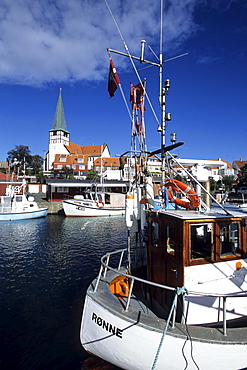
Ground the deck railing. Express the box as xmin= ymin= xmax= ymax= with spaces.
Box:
xmin=93 ymin=248 xmax=247 ymax=336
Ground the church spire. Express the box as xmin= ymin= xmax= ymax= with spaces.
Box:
xmin=50 ymin=88 xmax=69 ymax=133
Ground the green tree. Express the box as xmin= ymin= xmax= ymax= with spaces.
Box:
xmin=7 ymin=145 xmax=44 ymax=177
xmin=238 ymin=164 xmax=247 ymax=185
xmin=86 ymin=170 xmax=100 ymax=181
xmin=50 ymin=167 xmax=74 ymax=179
xmin=61 ymin=166 xmax=74 ymax=179
xmin=7 ymin=145 xmax=32 ymax=168
xmin=30 ymin=155 xmax=44 ymax=175
xmin=209 ymin=177 xmax=217 ymax=192
xmin=36 ymin=170 xmax=47 ymax=184
xmin=221 ymin=175 xmax=235 ymax=192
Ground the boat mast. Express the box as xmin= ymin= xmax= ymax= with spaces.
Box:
xmin=159 ymin=0 xmax=170 ymax=208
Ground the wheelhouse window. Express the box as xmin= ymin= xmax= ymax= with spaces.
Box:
xmin=220 ymin=222 xmax=240 ymax=256
xmin=190 ymin=223 xmax=212 ymax=260
xmin=151 ymin=222 xmax=159 ymax=247
xmin=166 ymin=225 xmax=175 ymax=254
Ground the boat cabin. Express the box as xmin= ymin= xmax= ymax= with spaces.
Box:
xmin=146 ymin=208 xmax=247 ymax=323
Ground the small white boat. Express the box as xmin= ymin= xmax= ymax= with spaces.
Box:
xmin=0 ymin=183 xmax=48 ymax=221
xmin=62 ymin=187 xmax=125 ymax=217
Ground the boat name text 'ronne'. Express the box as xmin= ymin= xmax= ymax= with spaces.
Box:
xmin=92 ymin=312 xmax=123 ymax=338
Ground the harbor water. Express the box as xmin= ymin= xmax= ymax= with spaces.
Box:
xmin=0 ymin=215 xmax=127 ymax=369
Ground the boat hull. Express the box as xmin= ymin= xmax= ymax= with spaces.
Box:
xmin=80 ymin=279 xmax=247 ymax=370
xmin=63 ymin=200 xmax=125 ymax=217
xmin=0 ymin=208 xmax=48 ymax=221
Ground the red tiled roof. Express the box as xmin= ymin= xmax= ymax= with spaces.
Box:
xmin=94 ymin=157 xmax=120 ymax=166
xmin=65 ymin=142 xmax=106 ymax=156
xmin=54 ymin=154 xmax=88 ymax=164
xmin=233 ymin=160 xmax=247 ymax=170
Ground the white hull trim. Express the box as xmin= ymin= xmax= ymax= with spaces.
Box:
xmin=81 ymin=294 xmax=247 ymax=370
xmin=63 ymin=200 xmax=125 ymax=217
xmin=0 ymin=208 xmax=48 ymax=221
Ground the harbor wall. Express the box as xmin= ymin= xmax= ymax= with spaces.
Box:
xmin=35 ymin=198 xmax=64 ymax=215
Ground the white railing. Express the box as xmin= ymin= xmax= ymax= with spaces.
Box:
xmin=93 ymin=248 xmax=247 ymax=336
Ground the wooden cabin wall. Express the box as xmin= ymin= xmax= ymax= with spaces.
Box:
xmin=146 ymin=212 xmax=184 ymax=312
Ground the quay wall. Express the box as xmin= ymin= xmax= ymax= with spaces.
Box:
xmin=35 ymin=198 xmax=64 ymax=215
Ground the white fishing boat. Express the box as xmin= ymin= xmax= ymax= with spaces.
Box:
xmin=79 ymin=3 xmax=247 ymax=369
xmin=62 ymin=186 xmax=125 ymax=217
xmin=0 ymin=182 xmax=48 ymax=221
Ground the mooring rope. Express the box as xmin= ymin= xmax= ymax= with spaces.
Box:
xmin=151 ymin=286 xmax=188 ymax=369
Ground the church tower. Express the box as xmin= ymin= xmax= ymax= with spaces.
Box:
xmin=46 ymin=88 xmax=70 ymax=171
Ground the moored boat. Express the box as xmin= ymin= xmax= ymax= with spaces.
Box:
xmin=0 ymin=182 xmax=48 ymax=221
xmin=62 ymin=186 xmax=125 ymax=217
xmin=79 ymin=4 xmax=247 ymax=369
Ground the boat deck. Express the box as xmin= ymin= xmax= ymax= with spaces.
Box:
xmin=87 ymin=270 xmax=247 ymax=345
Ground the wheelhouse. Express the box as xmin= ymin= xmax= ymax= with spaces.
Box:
xmin=146 ymin=209 xmax=247 ymax=319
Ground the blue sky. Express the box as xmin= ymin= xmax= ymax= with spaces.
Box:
xmin=0 ymin=0 xmax=246 ymax=165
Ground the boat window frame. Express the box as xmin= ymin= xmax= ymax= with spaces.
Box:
xmin=215 ymin=220 xmax=242 ymax=261
xmin=187 ymin=218 xmax=245 ymax=266
xmin=189 ymin=222 xmax=213 ymax=263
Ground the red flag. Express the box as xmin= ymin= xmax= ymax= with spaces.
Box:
xmin=108 ymin=58 xmax=120 ymax=98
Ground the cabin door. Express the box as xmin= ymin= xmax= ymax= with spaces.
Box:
xmin=164 ymin=222 xmax=182 ymax=287
xmin=162 ymin=221 xmax=183 ymax=314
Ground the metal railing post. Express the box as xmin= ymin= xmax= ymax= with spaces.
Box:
xmin=172 ymin=294 xmax=178 ymax=329
xmin=223 ymin=296 xmax=227 ymax=336
xmin=125 ymin=277 xmax=135 ymax=312
xmin=118 ymin=249 xmax=125 ymax=270
xmin=94 ymin=265 xmax=104 ymax=293
xmin=103 ymin=253 xmax=110 ymax=278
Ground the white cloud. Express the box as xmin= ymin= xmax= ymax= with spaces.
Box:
xmin=0 ymin=0 xmax=206 ymax=86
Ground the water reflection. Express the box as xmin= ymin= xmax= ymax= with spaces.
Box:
xmin=0 ymin=215 xmax=127 ymax=369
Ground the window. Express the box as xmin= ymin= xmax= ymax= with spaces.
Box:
xmin=152 ymin=222 xmax=159 ymax=247
xmin=77 ymin=158 xmax=83 ymax=163
xmin=57 ymin=165 xmax=62 ymax=169
xmin=105 ymin=194 xmax=110 ymax=204
xmin=166 ymin=225 xmax=175 ymax=254
xmin=60 ymin=157 xmax=66 ymax=162
xmin=220 ymin=222 xmax=240 ymax=256
xmin=16 ymin=196 xmax=23 ymax=202
xmin=79 ymin=165 xmax=85 ymax=170
xmin=57 ymin=187 xmax=69 ymax=193
xmin=190 ymin=223 xmax=212 ymax=260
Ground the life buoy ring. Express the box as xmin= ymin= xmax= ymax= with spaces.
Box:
xmin=165 ymin=178 xmax=200 ymax=209
xmin=96 ymin=200 xmax=104 ymax=208
xmin=109 ymin=275 xmax=130 ymax=300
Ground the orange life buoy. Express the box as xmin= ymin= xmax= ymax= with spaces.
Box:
xmin=165 ymin=178 xmax=200 ymax=209
xmin=109 ymin=275 xmax=129 ymax=300
xmin=96 ymin=200 xmax=104 ymax=208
